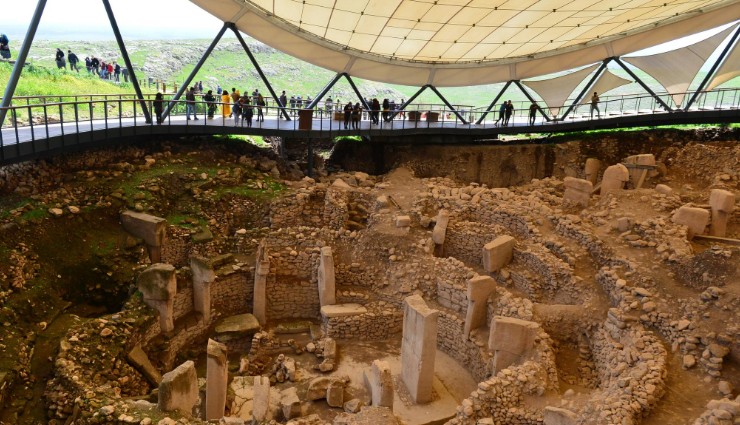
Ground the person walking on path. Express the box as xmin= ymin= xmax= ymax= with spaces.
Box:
xmin=221 ymin=90 xmax=231 ymax=118
xmin=67 ymin=50 xmax=79 ymax=72
xmin=153 ymin=92 xmax=164 ymax=124
xmin=529 ymin=102 xmax=537 ymax=126
xmin=279 ymin=91 xmax=287 ymax=118
xmin=114 ymin=62 xmax=121 ymax=82
xmin=84 ymin=57 xmax=92 ymax=73
xmin=122 ymin=66 xmax=129 ymax=83
xmin=494 ymin=101 xmax=506 ymax=126
xmin=91 ymin=56 xmax=100 ymax=75
xmin=185 ymin=87 xmax=198 ymax=120
xmin=590 ymin=91 xmax=600 ymax=119
xmin=504 ymin=100 xmax=514 ymax=126
xmin=55 ymin=48 xmax=66 ymax=69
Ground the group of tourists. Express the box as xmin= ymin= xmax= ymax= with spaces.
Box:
xmin=54 ymin=48 xmax=130 ymax=83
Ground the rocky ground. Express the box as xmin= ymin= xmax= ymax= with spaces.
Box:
xmin=0 ymin=129 xmax=737 ymax=424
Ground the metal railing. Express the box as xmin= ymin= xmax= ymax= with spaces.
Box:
xmin=0 ymin=88 xmax=738 ymax=161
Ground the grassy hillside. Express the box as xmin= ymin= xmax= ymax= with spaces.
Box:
xmin=8 ymin=37 xmax=740 ymax=112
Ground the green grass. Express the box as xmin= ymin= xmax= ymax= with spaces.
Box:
xmin=213 ymin=178 xmax=286 ymax=201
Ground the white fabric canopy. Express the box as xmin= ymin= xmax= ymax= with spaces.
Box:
xmin=189 ymin=0 xmax=740 ymax=86
xmin=579 ymin=70 xmax=633 ymax=104
xmin=624 ymin=24 xmax=737 ymax=107
xmin=707 ymin=35 xmax=740 ymax=90
xmin=523 ymin=65 xmax=598 ymax=117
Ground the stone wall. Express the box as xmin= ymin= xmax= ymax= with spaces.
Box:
xmin=444 ymin=221 xmax=507 ymax=267
xmin=266 ymin=276 xmax=321 ymax=321
xmin=270 ymin=186 xmax=327 ymax=229
xmin=437 ymin=310 xmax=490 ymax=382
xmin=321 ymin=302 xmax=403 ymax=340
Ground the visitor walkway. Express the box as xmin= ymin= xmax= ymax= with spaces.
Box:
xmin=1 ymin=89 xmax=738 ymax=166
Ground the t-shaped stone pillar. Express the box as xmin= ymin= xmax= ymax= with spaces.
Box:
xmin=121 ymin=210 xmax=167 ymax=263
xmin=672 ymin=205 xmax=710 ymax=239
xmin=253 ymin=375 xmax=271 ymax=422
xmin=190 ymin=256 xmax=216 ymax=322
xmin=318 ymin=246 xmax=336 ymax=306
xmin=709 ymin=189 xmax=735 ymax=237
xmin=432 ymin=209 xmax=450 ymax=245
xmin=138 ymin=264 xmax=177 ymax=334
xmin=206 ymin=339 xmax=228 ymax=420
xmin=488 ymin=316 xmax=540 ymax=372
xmin=464 ymin=275 xmax=496 ymax=338
xmin=253 ymin=245 xmax=270 ymax=325
xmin=401 ymin=294 xmax=438 ymax=404
xmin=158 ymin=360 xmax=198 ymax=414
xmin=584 ymin=158 xmax=601 ymax=185
xmin=563 ymin=177 xmax=593 ymax=208
xmin=482 ymin=235 xmax=515 ymax=272
xmin=601 ymin=164 xmax=629 ymax=195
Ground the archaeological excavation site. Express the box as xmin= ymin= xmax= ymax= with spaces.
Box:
xmin=0 ymin=130 xmax=737 ymax=425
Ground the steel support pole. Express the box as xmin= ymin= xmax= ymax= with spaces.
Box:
xmin=475 ymin=81 xmax=512 ymax=125
xmin=427 ymin=85 xmax=468 ymax=124
xmin=230 ymin=24 xmax=291 ymax=120
xmin=561 ymin=59 xmax=611 ymax=121
xmin=102 ymin=0 xmax=151 ymax=123
xmin=0 ymin=0 xmax=47 ymax=127
xmin=162 ymin=23 xmax=229 ymax=120
xmin=613 ymin=57 xmax=672 ymax=112
xmin=307 ymin=72 xmax=343 ymax=110
xmin=307 ymin=73 xmax=371 ymax=111
xmin=389 ymin=85 xmax=428 ymax=120
xmin=685 ymin=24 xmax=740 ymax=111
xmin=513 ymin=80 xmax=551 ymax=121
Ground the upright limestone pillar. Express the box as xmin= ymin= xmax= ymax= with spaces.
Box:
xmin=253 ymin=375 xmax=271 ymax=422
xmin=432 ymin=209 xmax=450 ymax=245
xmin=317 ymin=246 xmax=336 ymax=306
xmin=137 ymin=264 xmax=177 ymax=334
xmin=584 ymin=158 xmax=601 ymax=185
xmin=709 ymin=189 xmax=735 ymax=237
xmin=601 ymin=164 xmax=629 ymax=195
xmin=121 ymin=210 xmax=167 ymax=263
xmin=464 ymin=275 xmax=496 ymax=338
xmin=253 ymin=245 xmax=270 ymax=325
xmin=206 ymin=339 xmax=228 ymax=420
xmin=190 ymin=256 xmax=216 ymax=322
xmin=401 ymin=294 xmax=438 ymax=404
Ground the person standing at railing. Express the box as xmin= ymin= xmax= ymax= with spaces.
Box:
xmin=243 ymin=97 xmax=254 ymax=128
xmin=55 ymin=48 xmax=66 ymax=69
xmin=382 ymin=98 xmax=390 ymax=122
xmin=67 ymin=50 xmax=79 ymax=72
xmin=352 ymin=103 xmax=362 ymax=130
xmin=204 ymin=90 xmax=216 ymax=119
xmin=279 ymin=91 xmax=287 ymax=119
xmin=229 ymin=88 xmax=240 ymax=118
xmin=371 ymin=98 xmax=380 ymax=125
xmin=529 ymin=102 xmax=537 ymax=126
xmin=154 ymin=92 xmax=164 ymax=124
xmin=257 ymin=93 xmax=265 ymax=122
xmin=186 ymin=87 xmax=199 ymax=120
xmin=504 ymin=100 xmax=514 ymax=126
xmin=343 ymin=101 xmax=352 ymax=130
xmin=590 ymin=91 xmax=600 ymax=119
xmin=494 ymin=101 xmax=505 ymax=126
xmin=221 ymin=90 xmax=231 ymax=118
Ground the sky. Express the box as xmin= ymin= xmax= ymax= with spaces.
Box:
xmin=0 ymin=0 xmax=225 ymax=40
xmin=0 ymin=0 xmax=736 ymax=57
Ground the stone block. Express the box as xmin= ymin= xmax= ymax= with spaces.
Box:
xmin=401 ymin=294 xmax=438 ymax=404
xmin=158 ymin=360 xmax=197 ymax=414
xmin=307 ymin=377 xmax=342 ymax=401
xmin=563 ymin=177 xmax=592 ymax=207
xmin=672 ymin=205 xmax=709 ymax=238
xmin=254 ymin=245 xmax=270 ymax=325
xmin=280 ymin=387 xmax=301 ymax=420
xmin=488 ymin=316 xmax=540 ymax=372
xmin=320 ymin=304 xmax=367 ymax=318
xmin=190 ymin=255 xmax=216 ymax=321
xmin=624 ymin=154 xmax=656 ymax=187
xmin=364 ymin=360 xmax=393 ymax=408
xmin=543 ymin=406 xmax=577 ymax=425
xmin=121 ymin=210 xmax=166 ymax=247
xmin=601 ymin=164 xmax=629 ymax=195
xmin=464 ymin=275 xmax=496 ymax=338
xmin=214 ymin=314 xmax=260 ymax=341
xmin=655 ymin=184 xmax=673 ymax=195
xmin=327 ymin=380 xmax=345 ymax=407
xmin=482 ymin=235 xmax=516 ymax=272
xmin=128 ymin=344 xmax=162 ymax=385
xmin=395 ymin=215 xmax=411 ymax=227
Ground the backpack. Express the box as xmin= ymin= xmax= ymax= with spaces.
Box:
xmin=0 ymin=34 xmax=8 ymax=45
